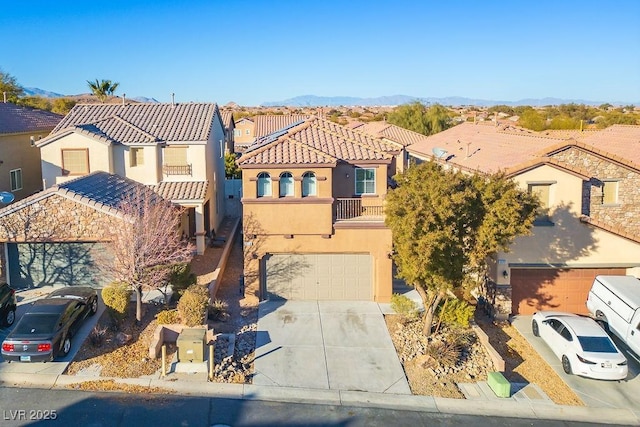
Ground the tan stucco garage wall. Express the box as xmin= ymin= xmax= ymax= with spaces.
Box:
xmin=243 ymin=225 xmax=393 ymax=302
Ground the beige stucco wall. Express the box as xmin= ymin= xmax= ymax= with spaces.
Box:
xmin=40 ymin=134 xmax=112 ymax=188
xmin=495 ymin=164 xmax=640 ymax=280
xmin=113 ymin=145 xmax=161 ymax=184
xmin=234 ymin=120 xmax=255 ymax=144
xmin=0 ymin=132 xmax=45 ymax=201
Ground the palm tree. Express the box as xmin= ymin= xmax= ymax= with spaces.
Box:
xmin=87 ymin=79 xmax=119 ymax=103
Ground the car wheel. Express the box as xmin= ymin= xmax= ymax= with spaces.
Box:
xmin=3 ymin=309 xmax=15 ymax=327
xmin=61 ymin=336 xmax=72 ymax=356
xmin=532 ymin=320 xmax=539 ymax=337
xmin=562 ymin=355 xmax=572 ymax=375
xmin=89 ymin=298 xmax=98 ymax=316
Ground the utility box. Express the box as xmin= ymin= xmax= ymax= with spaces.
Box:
xmin=177 ymin=328 xmax=206 ymax=363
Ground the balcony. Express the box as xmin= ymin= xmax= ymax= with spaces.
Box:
xmin=163 ymin=164 xmax=192 ymax=176
xmin=334 ymin=198 xmax=385 ymax=222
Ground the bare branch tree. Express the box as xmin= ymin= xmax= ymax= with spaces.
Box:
xmin=100 ymin=187 xmax=194 ymax=322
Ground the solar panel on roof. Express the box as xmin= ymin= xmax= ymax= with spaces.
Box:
xmin=244 ymin=119 xmax=307 ymax=153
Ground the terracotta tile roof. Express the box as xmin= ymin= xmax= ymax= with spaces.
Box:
xmin=38 ymin=103 xmax=220 ymax=147
xmin=355 ymin=121 xmax=429 ymax=147
xmin=238 ymin=117 xmax=393 ymax=167
xmin=407 ymin=121 xmax=567 ymax=174
xmin=580 ymin=215 xmax=640 ymax=244
xmin=0 ymin=103 xmax=63 ymax=134
xmin=505 ymin=157 xmax=591 ymax=180
xmin=574 ymin=125 xmax=640 ymax=167
xmin=253 ymin=114 xmax=310 ymax=138
xmin=152 ymin=181 xmax=208 ymax=201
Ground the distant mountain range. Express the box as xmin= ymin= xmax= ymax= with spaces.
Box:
xmin=22 ymin=87 xmax=159 ymax=103
xmin=261 ymin=94 xmax=633 ymax=107
xmin=22 ymin=87 xmax=635 ymax=107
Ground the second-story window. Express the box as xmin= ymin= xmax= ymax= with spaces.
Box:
xmin=10 ymin=169 xmax=22 ymax=191
xmin=355 ymin=168 xmax=375 ymax=195
xmin=163 ymin=146 xmax=191 ymax=175
xmin=601 ymin=180 xmax=619 ymax=205
xmin=257 ymin=172 xmax=272 ymax=197
xmin=279 ymin=172 xmax=294 ymax=197
xmin=302 ymin=172 xmax=316 ymax=197
xmin=528 ymin=183 xmax=552 ymax=224
xmin=130 ymin=147 xmax=144 ymax=167
xmin=62 ymin=149 xmax=89 ymax=176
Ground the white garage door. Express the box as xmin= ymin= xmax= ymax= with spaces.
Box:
xmin=266 ymin=254 xmax=372 ymax=300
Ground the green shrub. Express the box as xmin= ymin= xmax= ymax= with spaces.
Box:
xmin=390 ymin=293 xmax=420 ymax=322
xmin=101 ymin=281 xmax=131 ymax=323
xmin=156 ymin=309 xmax=180 ymax=325
xmin=177 ymin=285 xmax=209 ymax=327
xmin=169 ymin=263 xmax=197 ymax=301
xmin=437 ymin=297 xmax=475 ymax=328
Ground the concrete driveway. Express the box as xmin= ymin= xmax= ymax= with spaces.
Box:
xmin=253 ymin=300 xmax=411 ymax=394
xmin=512 ymin=315 xmax=640 ymax=415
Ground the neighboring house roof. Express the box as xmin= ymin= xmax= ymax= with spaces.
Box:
xmin=153 ymin=181 xmax=208 ymax=202
xmin=355 ymin=121 xmax=430 ymax=147
xmin=0 ymin=103 xmax=63 ymax=134
xmin=237 ymin=117 xmax=393 ymax=167
xmin=0 ymin=171 xmax=162 ymax=219
xmin=407 ymin=121 xmax=567 ymax=174
xmin=220 ymin=111 xmax=234 ymax=130
xmin=253 ymin=114 xmax=310 ymax=139
xmin=37 ymin=103 xmax=221 ymax=147
xmin=573 ymin=124 xmax=640 ymax=167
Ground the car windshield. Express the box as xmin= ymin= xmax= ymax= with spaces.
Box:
xmin=577 ymin=336 xmax=617 ymax=353
xmin=14 ymin=314 xmax=59 ymax=335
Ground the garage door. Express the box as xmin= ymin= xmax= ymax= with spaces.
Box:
xmin=7 ymin=242 xmax=112 ymax=290
xmin=265 ymin=254 xmax=372 ymax=300
xmin=511 ymin=268 xmax=627 ymax=315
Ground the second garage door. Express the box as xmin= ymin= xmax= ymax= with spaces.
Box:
xmin=265 ymin=254 xmax=372 ymax=300
xmin=511 ymin=268 xmax=627 ymax=315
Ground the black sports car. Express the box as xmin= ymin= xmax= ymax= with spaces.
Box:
xmin=1 ymin=287 xmax=98 ymax=362
xmin=0 ymin=283 xmax=17 ymax=327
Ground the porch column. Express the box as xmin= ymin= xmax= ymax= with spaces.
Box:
xmin=195 ymin=204 xmax=206 ymax=255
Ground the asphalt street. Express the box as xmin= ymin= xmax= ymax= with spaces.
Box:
xmin=0 ymin=387 xmax=616 ymax=427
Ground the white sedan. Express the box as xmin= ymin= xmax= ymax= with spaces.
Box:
xmin=532 ymin=311 xmax=628 ymax=381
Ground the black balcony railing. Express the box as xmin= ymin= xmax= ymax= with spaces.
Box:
xmin=334 ymin=198 xmax=384 ymax=221
xmin=163 ymin=164 xmax=192 ymax=176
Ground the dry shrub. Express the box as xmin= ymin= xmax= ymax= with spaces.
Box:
xmin=177 ymin=285 xmax=209 ymax=326
xmin=156 ymin=309 xmax=180 ymax=325
xmin=102 ymin=282 xmax=132 ymax=324
xmin=208 ymin=299 xmax=230 ymax=321
xmin=390 ymin=293 xmax=420 ymax=323
xmin=89 ymin=325 xmax=108 ymax=347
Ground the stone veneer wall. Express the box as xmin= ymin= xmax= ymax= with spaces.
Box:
xmin=0 ymin=195 xmax=119 ymax=243
xmin=550 ymin=147 xmax=640 ymax=237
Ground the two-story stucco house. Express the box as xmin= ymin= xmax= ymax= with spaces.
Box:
xmin=407 ymin=122 xmax=640 ymax=318
xmin=237 ymin=116 xmax=401 ymax=302
xmin=0 ymin=103 xmax=62 ymax=202
xmin=35 ymin=102 xmax=226 ymax=256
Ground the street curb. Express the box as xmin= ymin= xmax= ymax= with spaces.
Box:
xmin=2 ymin=373 xmax=639 ymax=425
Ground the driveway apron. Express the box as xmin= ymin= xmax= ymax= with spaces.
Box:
xmin=253 ymin=300 xmax=411 ymax=394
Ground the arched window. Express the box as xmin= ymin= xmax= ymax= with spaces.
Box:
xmin=302 ymin=172 xmax=317 ymax=197
xmin=257 ymin=172 xmax=271 ymax=197
xmin=279 ymin=172 xmax=294 ymax=197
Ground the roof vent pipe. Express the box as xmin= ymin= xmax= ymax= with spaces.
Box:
xmin=171 ymin=93 xmax=175 ymax=107
xmin=3 ymin=92 xmax=6 ymax=103
xmin=122 ymin=93 xmax=126 ymax=106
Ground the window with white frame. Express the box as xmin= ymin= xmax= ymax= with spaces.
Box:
xmin=10 ymin=168 xmax=22 ymax=191
xmin=355 ymin=168 xmax=375 ymax=195
xmin=257 ymin=172 xmax=272 ymax=197
xmin=234 ymin=129 xmax=241 ymax=137
xmin=302 ymin=171 xmax=317 ymax=197
xmin=602 ymin=180 xmax=619 ymax=205
xmin=279 ymin=172 xmax=294 ymax=197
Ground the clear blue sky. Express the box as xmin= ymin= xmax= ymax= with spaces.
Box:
xmin=2 ymin=0 xmax=639 ymax=106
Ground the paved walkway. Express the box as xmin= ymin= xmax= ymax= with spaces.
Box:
xmin=253 ymin=300 xmax=411 ymax=394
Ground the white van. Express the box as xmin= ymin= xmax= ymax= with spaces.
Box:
xmin=586 ymin=275 xmax=640 ymax=357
